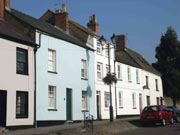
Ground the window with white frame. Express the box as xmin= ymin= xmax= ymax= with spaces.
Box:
xmin=81 ymin=59 xmax=87 ymax=79
xmin=145 ymin=76 xmax=149 ymax=88
xmin=155 ymin=79 xmax=158 ymax=91
xmin=147 ymin=96 xmax=150 ymax=106
xmin=127 ymin=66 xmax=131 ymax=82
xmin=132 ymin=93 xmax=136 ymax=108
xmin=119 ymin=91 xmax=123 ymax=108
xmin=48 ymin=86 xmax=56 ymax=109
xmin=106 ymin=64 xmax=110 ymax=74
xmin=82 ymin=91 xmax=87 ymax=110
xmin=117 ymin=64 xmax=122 ymax=80
xmin=136 ymin=69 xmax=140 ymax=84
xmin=97 ymin=62 xmax=103 ymax=80
xmin=48 ymin=49 xmax=56 ymax=72
xmin=156 ymin=97 xmax=160 ymax=105
xmin=105 ymin=44 xmax=109 ymax=57
xmin=104 ymin=92 xmax=110 ymax=108
xmin=96 ymin=41 xmax=103 ymax=55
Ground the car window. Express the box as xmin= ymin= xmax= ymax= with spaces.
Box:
xmin=143 ymin=106 xmax=159 ymax=112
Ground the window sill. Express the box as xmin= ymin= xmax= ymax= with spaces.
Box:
xmin=128 ymin=80 xmax=132 ymax=83
xmin=16 ymin=116 xmax=28 ymax=119
xmin=16 ymin=72 xmax=29 ymax=76
xmin=136 ymin=82 xmax=140 ymax=84
xmin=48 ymin=109 xmax=58 ymax=111
xmin=81 ymin=78 xmax=88 ymax=80
xmin=81 ymin=110 xmax=89 ymax=112
xmin=119 ymin=107 xmax=123 ymax=109
xmin=118 ymin=79 xmax=123 ymax=81
xmin=48 ymin=71 xmax=58 ymax=74
xmin=132 ymin=107 xmax=137 ymax=109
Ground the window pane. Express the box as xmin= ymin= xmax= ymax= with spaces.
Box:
xmin=82 ymin=91 xmax=87 ymax=110
xmin=48 ymin=86 xmax=56 ymax=109
xmin=16 ymin=48 xmax=28 ymax=75
xmin=81 ymin=60 xmax=87 ymax=78
xmin=105 ymin=92 xmax=110 ymax=108
xmin=48 ymin=49 xmax=56 ymax=72
xmin=16 ymin=91 xmax=28 ymax=118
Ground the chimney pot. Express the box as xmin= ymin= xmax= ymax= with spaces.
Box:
xmin=55 ymin=3 xmax=69 ymax=32
xmin=62 ymin=4 xmax=67 ymax=12
xmin=87 ymin=14 xmax=99 ymax=34
xmin=5 ymin=0 xmax=10 ymax=9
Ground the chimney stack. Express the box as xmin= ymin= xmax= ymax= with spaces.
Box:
xmin=87 ymin=14 xmax=99 ymax=34
xmin=0 ymin=0 xmax=10 ymax=19
xmin=0 ymin=0 xmax=4 ymax=18
xmin=115 ymin=35 xmax=126 ymax=51
xmin=55 ymin=4 xmax=69 ymax=32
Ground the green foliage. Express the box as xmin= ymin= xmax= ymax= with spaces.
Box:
xmin=103 ymin=73 xmax=117 ymax=85
xmin=152 ymin=26 xmax=180 ymax=105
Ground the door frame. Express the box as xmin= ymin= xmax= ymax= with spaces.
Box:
xmin=66 ymin=88 xmax=72 ymax=121
xmin=0 ymin=90 xmax=7 ymax=127
xmin=96 ymin=91 xmax=101 ymax=120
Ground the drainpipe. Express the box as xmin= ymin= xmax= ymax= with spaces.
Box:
xmin=114 ymin=60 xmax=117 ymax=118
xmin=34 ymin=32 xmax=41 ymax=128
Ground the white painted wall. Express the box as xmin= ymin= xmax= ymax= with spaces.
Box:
xmin=142 ymin=70 xmax=163 ymax=108
xmin=115 ymin=62 xmax=143 ymax=116
xmin=93 ymin=37 xmax=116 ymax=119
xmin=0 ymin=38 xmax=34 ymax=126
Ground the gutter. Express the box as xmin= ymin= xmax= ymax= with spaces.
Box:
xmin=34 ymin=32 xmax=41 ymax=128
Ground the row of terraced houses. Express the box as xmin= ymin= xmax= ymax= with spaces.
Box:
xmin=0 ymin=0 xmax=163 ymax=128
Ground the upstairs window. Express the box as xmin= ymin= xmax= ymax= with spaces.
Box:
xmin=155 ymin=79 xmax=158 ymax=91
xmin=117 ymin=64 xmax=122 ymax=80
xmin=97 ymin=62 xmax=103 ymax=80
xmin=16 ymin=48 xmax=28 ymax=75
xmin=96 ymin=42 xmax=103 ymax=55
xmin=81 ymin=60 xmax=87 ymax=79
xmin=48 ymin=49 xmax=56 ymax=72
xmin=136 ymin=69 xmax=140 ymax=84
xmin=145 ymin=76 xmax=149 ymax=88
xmin=127 ymin=66 xmax=131 ymax=82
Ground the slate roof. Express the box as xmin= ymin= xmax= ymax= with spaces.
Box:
xmin=115 ymin=48 xmax=161 ymax=76
xmin=5 ymin=8 xmax=94 ymax=51
xmin=0 ymin=19 xmax=36 ymax=46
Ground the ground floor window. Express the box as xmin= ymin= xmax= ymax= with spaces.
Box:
xmin=146 ymin=96 xmax=150 ymax=106
xmin=104 ymin=92 xmax=110 ymax=108
xmin=156 ymin=97 xmax=160 ymax=105
xmin=16 ymin=91 xmax=28 ymax=118
xmin=132 ymin=93 xmax=136 ymax=109
xmin=48 ymin=85 xmax=56 ymax=109
xmin=82 ymin=91 xmax=87 ymax=110
xmin=119 ymin=91 xmax=123 ymax=108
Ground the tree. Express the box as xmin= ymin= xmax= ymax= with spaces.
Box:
xmin=152 ymin=26 xmax=180 ymax=106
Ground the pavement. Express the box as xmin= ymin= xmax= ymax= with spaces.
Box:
xmin=1 ymin=117 xmax=141 ymax=135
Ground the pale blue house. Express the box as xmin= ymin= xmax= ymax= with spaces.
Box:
xmin=7 ymin=8 xmax=95 ymax=125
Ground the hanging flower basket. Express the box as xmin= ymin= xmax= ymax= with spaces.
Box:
xmin=103 ymin=73 xmax=117 ymax=85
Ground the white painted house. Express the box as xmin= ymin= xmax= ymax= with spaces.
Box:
xmin=0 ymin=1 xmax=36 ymax=127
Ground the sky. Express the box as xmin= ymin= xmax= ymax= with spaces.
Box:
xmin=11 ymin=0 xmax=180 ymax=64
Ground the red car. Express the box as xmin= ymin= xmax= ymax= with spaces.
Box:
xmin=140 ymin=105 xmax=174 ymax=126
